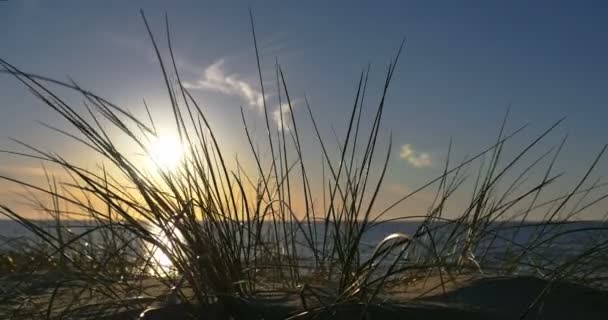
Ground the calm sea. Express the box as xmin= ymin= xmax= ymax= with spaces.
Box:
xmin=1 ymin=219 xmax=606 ymax=272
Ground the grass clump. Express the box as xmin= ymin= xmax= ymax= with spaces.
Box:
xmin=0 ymin=10 xmax=607 ymax=320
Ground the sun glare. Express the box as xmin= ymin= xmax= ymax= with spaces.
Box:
xmin=147 ymin=135 xmax=185 ymax=171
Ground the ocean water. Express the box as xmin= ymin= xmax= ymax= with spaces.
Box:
xmin=1 ymin=219 xmax=607 ymax=274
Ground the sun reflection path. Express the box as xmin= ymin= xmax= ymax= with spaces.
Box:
xmin=146 ymin=223 xmax=182 ymax=276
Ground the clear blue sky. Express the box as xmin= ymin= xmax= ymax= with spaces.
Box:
xmin=1 ymin=0 xmax=607 ymax=219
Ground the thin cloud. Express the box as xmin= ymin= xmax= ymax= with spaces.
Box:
xmin=399 ymin=144 xmax=432 ymax=168
xmin=0 ymin=164 xmax=64 ymax=178
xmin=385 ymin=183 xmax=411 ymax=196
xmin=182 ymin=59 xmax=264 ymax=111
xmin=272 ymin=103 xmax=291 ymax=131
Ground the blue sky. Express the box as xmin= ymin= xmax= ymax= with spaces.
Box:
xmin=1 ymin=0 xmax=607 ymax=219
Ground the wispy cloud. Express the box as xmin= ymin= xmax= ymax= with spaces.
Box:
xmin=399 ymin=144 xmax=432 ymax=168
xmin=385 ymin=183 xmax=411 ymax=196
xmin=0 ymin=164 xmax=64 ymax=178
xmin=182 ymin=59 xmax=264 ymax=111
xmin=272 ymin=103 xmax=291 ymax=131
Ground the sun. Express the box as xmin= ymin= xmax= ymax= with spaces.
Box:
xmin=147 ymin=134 xmax=185 ymax=171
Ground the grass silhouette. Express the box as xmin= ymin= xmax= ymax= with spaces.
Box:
xmin=0 ymin=10 xmax=607 ymax=320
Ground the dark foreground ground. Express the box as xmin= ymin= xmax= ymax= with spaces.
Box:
xmin=2 ymin=273 xmax=607 ymax=319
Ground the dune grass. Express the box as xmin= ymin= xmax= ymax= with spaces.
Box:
xmin=0 ymin=10 xmax=607 ymax=319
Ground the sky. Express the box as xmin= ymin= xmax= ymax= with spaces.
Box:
xmin=1 ymin=0 xmax=607 ymax=220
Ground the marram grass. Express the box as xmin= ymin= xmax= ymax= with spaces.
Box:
xmin=0 ymin=10 xmax=607 ymax=320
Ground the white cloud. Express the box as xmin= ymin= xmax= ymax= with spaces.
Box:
xmin=272 ymin=103 xmax=291 ymax=131
xmin=399 ymin=144 xmax=432 ymax=168
xmin=182 ymin=59 xmax=264 ymax=111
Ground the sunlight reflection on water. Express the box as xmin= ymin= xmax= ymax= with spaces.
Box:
xmin=146 ymin=223 xmax=181 ymax=276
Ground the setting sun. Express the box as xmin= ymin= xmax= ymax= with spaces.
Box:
xmin=147 ymin=134 xmax=185 ymax=171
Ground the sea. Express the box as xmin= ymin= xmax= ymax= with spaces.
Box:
xmin=1 ymin=219 xmax=607 ymax=275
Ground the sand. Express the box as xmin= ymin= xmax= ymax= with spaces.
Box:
xmin=419 ymin=275 xmax=608 ymax=319
xmin=2 ymin=272 xmax=607 ymax=319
